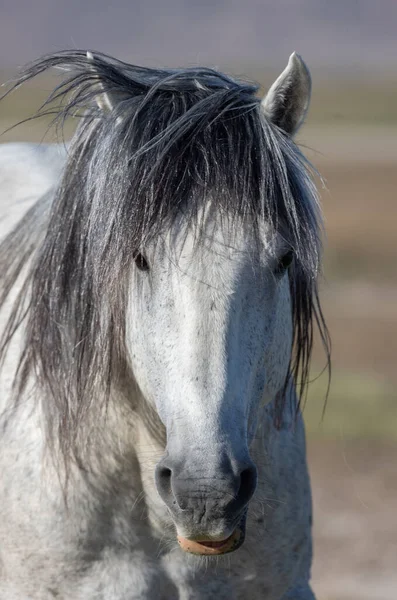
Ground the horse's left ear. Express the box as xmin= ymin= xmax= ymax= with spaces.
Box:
xmin=86 ymin=51 xmax=128 ymax=117
xmin=261 ymin=52 xmax=311 ymax=136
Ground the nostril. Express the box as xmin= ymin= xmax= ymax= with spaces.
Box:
xmin=155 ymin=464 xmax=186 ymax=510
xmin=155 ymin=465 xmax=173 ymax=501
xmin=237 ymin=464 xmax=257 ymax=507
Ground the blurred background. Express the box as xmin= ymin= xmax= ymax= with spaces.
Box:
xmin=0 ymin=2 xmax=396 ymax=598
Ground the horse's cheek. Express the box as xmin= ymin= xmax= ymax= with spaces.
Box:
xmin=263 ymin=281 xmax=292 ymax=397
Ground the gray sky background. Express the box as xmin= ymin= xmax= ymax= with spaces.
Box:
xmin=0 ymin=0 xmax=396 ymax=71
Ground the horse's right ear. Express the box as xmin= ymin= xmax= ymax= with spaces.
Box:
xmin=86 ymin=51 xmax=128 ymax=116
xmin=261 ymin=52 xmax=311 ymax=136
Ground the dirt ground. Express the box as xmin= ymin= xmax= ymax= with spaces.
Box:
xmin=308 ymin=440 xmax=397 ymax=600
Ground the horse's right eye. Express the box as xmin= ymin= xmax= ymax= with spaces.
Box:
xmin=134 ymin=253 xmax=150 ymax=272
xmin=274 ymin=250 xmax=294 ymax=275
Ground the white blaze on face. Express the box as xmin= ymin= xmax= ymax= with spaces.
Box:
xmin=126 ymin=207 xmax=293 ymax=452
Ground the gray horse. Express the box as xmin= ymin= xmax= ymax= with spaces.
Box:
xmin=0 ymin=50 xmax=329 ymax=599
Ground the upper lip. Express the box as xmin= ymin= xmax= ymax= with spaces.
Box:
xmin=175 ymin=507 xmax=248 ymax=542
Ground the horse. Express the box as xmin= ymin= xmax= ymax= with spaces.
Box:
xmin=0 ymin=50 xmax=329 ymax=599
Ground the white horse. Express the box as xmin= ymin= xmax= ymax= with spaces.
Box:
xmin=0 ymin=50 xmax=329 ymax=599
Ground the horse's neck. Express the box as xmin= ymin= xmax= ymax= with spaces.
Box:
xmin=0 ymin=143 xmax=66 ymax=232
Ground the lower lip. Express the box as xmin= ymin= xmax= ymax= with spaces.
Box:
xmin=177 ymin=528 xmax=243 ymax=555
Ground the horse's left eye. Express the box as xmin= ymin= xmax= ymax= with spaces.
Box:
xmin=275 ymin=250 xmax=294 ymax=274
xmin=134 ymin=253 xmax=150 ymax=272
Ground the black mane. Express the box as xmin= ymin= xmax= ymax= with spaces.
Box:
xmin=0 ymin=50 xmax=330 ymax=464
